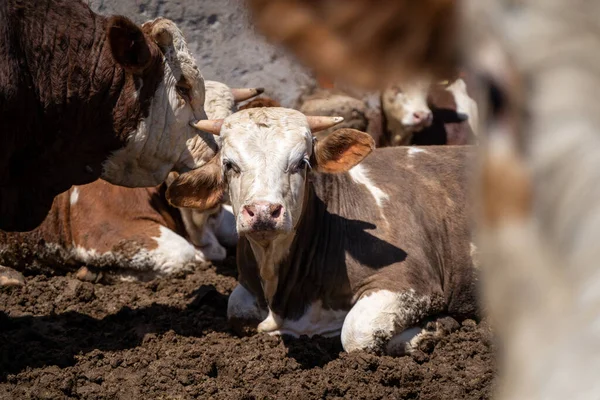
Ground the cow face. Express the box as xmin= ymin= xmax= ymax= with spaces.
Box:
xmin=382 ymin=79 xmax=433 ymax=143
xmin=166 ymin=108 xmax=374 ymax=246
xmin=102 ymin=17 xmax=218 ymax=187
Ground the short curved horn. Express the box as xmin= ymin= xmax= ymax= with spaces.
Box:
xmin=306 ymin=116 xmax=344 ymax=133
xmin=190 ymin=119 xmax=224 ymax=135
xmin=231 ymin=87 xmax=265 ymax=102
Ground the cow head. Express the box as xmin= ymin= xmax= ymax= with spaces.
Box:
xmin=166 ymin=107 xmax=374 ymax=246
xmin=101 ymin=17 xmax=218 ymax=187
xmin=382 ymin=79 xmax=433 ymax=144
xmin=204 ymin=80 xmax=265 ymax=119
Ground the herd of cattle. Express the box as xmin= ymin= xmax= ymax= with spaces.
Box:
xmin=0 ymin=0 xmax=482 ymax=358
xmin=5 ymin=0 xmax=600 ymax=398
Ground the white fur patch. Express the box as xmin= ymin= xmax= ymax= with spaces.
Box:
xmin=269 ymin=301 xmax=348 ymax=338
xmin=446 ymin=79 xmax=479 ymax=135
xmin=227 ymin=286 xmax=347 ymax=338
xmin=55 ymin=225 xmax=199 ymax=279
xmin=70 ymin=187 xmax=79 ymax=205
xmin=204 ymin=80 xmax=236 ymax=119
xmin=408 ymin=147 xmax=427 ymax=156
xmin=150 ymin=225 xmax=200 ymax=274
xmin=349 ymin=164 xmax=389 ymax=208
xmin=341 ymin=289 xmax=431 ymax=352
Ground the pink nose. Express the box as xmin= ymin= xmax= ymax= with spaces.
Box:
xmin=413 ymin=111 xmax=432 ymax=125
xmin=241 ymin=201 xmax=284 ymax=230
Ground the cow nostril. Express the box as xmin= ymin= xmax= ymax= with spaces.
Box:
xmin=270 ymin=204 xmax=283 ymax=219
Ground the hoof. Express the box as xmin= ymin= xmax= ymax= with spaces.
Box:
xmin=0 ymin=266 xmax=25 ymax=287
xmin=75 ymin=266 xmax=104 ymax=283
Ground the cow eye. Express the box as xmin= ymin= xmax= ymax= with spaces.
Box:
xmin=223 ymin=159 xmax=240 ymax=174
xmin=176 ymin=80 xmax=192 ymax=102
xmin=290 ymin=157 xmax=311 ymax=174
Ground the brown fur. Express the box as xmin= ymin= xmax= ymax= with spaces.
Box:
xmin=238 ymin=145 xmax=478 ymax=322
xmin=0 ymin=180 xmax=184 ymax=276
xmin=166 ymin=157 xmax=226 ymax=210
xmin=237 ymin=96 xmax=282 ymax=110
xmin=313 ymin=129 xmax=375 ymax=173
xmin=0 ymin=0 xmax=164 ymax=231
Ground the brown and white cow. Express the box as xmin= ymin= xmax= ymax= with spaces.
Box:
xmin=167 ymin=107 xmax=478 ymax=354
xmin=381 ymin=76 xmax=479 ymax=146
xmin=0 ymin=1 xmax=217 ymax=231
xmin=0 ymin=81 xmax=263 ymax=282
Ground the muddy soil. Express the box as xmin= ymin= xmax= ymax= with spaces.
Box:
xmin=0 ymin=256 xmax=495 ymax=400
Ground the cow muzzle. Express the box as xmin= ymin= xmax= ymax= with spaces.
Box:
xmin=403 ymin=110 xmax=433 ymax=131
xmin=239 ymin=201 xmax=286 ymax=241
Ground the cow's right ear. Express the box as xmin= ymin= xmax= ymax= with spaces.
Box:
xmin=166 ymin=158 xmax=226 ymax=211
xmin=107 ymin=16 xmax=152 ymax=75
xmin=313 ymin=128 xmax=375 ymax=173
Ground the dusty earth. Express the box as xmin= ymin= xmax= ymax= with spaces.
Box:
xmin=0 ymin=255 xmax=495 ymax=400
xmin=89 ymin=0 xmax=315 ymax=107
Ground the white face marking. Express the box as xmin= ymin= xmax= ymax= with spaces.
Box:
xmin=102 ymin=19 xmax=217 ymax=187
xmin=382 ymin=78 xmax=433 ymax=141
xmin=219 ymin=108 xmax=313 ymax=240
xmin=70 ymin=187 xmax=79 ymax=205
xmin=446 ymin=78 xmax=479 ymax=135
xmin=349 ymin=164 xmax=389 ymax=208
xmin=341 ymin=289 xmax=432 ymax=353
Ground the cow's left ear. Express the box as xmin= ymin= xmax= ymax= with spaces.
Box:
xmin=107 ymin=16 xmax=153 ymax=75
xmin=313 ymin=129 xmax=375 ymax=173
xmin=166 ymin=158 xmax=226 ymax=211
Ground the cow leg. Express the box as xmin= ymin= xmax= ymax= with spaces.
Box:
xmin=341 ymin=289 xmax=442 ymax=354
xmin=0 ymin=266 xmax=25 ymax=287
xmin=227 ymin=284 xmax=268 ymax=334
xmin=385 ymin=315 xmax=460 ymax=356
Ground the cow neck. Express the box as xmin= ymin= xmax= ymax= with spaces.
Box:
xmin=246 ymin=171 xmax=313 ymax=307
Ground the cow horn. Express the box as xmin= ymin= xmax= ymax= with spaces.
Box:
xmin=306 ymin=116 xmax=344 ymax=133
xmin=190 ymin=119 xmax=223 ymax=135
xmin=231 ymin=87 xmax=265 ymax=102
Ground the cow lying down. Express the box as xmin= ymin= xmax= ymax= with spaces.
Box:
xmin=0 ymin=81 xmax=263 ymax=282
xmin=167 ymin=107 xmax=479 ymax=354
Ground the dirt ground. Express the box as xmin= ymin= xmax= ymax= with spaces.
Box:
xmin=0 ymin=255 xmax=495 ymax=400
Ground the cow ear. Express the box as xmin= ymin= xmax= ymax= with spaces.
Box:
xmin=313 ymin=128 xmax=375 ymax=173
xmin=107 ymin=16 xmax=152 ymax=75
xmin=166 ymin=158 xmax=226 ymax=211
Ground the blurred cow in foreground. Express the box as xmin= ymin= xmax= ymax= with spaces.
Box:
xmin=248 ymin=0 xmax=600 ymax=398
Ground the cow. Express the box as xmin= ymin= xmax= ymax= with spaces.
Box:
xmin=204 ymin=80 xmax=264 ymax=119
xmin=380 ymin=76 xmax=479 ymax=146
xmin=299 ymin=90 xmax=370 ymax=140
xmin=166 ymin=107 xmax=478 ymax=354
xmin=0 ymin=0 xmax=218 ymax=231
xmin=237 ymin=96 xmax=282 ymax=110
xmin=247 ymin=0 xmax=600 ymax=398
xmin=0 ymin=81 xmax=263 ymax=283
